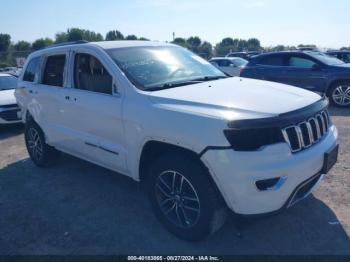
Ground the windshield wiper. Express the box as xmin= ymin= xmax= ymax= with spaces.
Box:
xmin=146 ymin=76 xmax=229 ymax=91
xmin=146 ymin=80 xmax=202 ymax=91
xmin=190 ymin=75 xmax=229 ymax=82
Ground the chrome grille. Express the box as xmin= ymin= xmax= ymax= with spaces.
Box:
xmin=282 ymin=110 xmax=331 ymax=153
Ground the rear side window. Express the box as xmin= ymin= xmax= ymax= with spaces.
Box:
xmin=42 ymin=55 xmax=66 ymax=87
xmin=258 ymin=55 xmax=285 ymax=66
xmin=74 ymin=53 xmax=113 ymax=95
xmin=288 ymin=56 xmax=316 ymax=68
xmin=23 ymin=57 xmax=40 ymax=82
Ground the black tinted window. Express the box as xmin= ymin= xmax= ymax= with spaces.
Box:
xmin=23 ymin=57 xmax=40 ymax=82
xmin=288 ymin=56 xmax=316 ymax=68
xmin=74 ymin=54 xmax=112 ymax=95
xmin=42 ymin=55 xmax=66 ymax=87
xmin=259 ymin=55 xmax=285 ymax=66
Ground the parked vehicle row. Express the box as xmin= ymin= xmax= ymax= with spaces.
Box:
xmin=15 ymin=41 xmax=338 ymax=240
xmin=240 ymin=51 xmax=350 ymax=107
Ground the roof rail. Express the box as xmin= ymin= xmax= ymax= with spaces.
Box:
xmin=45 ymin=40 xmax=89 ymax=49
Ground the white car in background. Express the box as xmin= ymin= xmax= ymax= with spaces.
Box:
xmin=0 ymin=73 xmax=21 ymax=125
xmin=209 ymin=57 xmax=248 ymax=76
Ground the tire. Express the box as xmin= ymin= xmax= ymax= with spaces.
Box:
xmin=147 ymin=152 xmax=227 ymax=241
xmin=328 ymin=81 xmax=350 ymax=107
xmin=24 ymin=120 xmax=58 ymax=167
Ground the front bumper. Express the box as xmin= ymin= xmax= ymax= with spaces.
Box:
xmin=0 ymin=106 xmax=22 ymax=124
xmin=201 ymin=125 xmax=338 ymax=215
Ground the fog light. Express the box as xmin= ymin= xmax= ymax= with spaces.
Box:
xmin=255 ymin=177 xmax=287 ymax=191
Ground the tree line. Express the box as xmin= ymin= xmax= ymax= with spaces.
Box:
xmin=1 ymin=27 xmax=349 ymax=68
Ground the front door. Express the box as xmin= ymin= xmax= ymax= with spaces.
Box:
xmin=60 ymin=52 xmax=127 ymax=174
xmin=283 ymin=54 xmax=327 ymax=92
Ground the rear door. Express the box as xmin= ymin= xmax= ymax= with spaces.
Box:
xmin=32 ymin=52 xmax=69 ymax=144
xmin=283 ymin=54 xmax=327 ymax=91
xmin=254 ymin=54 xmax=288 ymax=83
xmin=59 ymin=49 xmax=127 ymax=174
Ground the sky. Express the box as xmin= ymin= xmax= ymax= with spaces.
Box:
xmin=1 ymin=0 xmax=350 ymax=48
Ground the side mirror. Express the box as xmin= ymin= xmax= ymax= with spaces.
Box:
xmin=312 ymin=64 xmax=321 ymax=71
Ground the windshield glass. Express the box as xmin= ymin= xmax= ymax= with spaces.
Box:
xmin=106 ymin=46 xmax=226 ymax=91
xmin=307 ymin=52 xmax=344 ymax=65
xmin=0 ymin=75 xmax=17 ymax=90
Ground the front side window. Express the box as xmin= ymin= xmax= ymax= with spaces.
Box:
xmin=23 ymin=57 xmax=40 ymax=82
xmin=42 ymin=55 xmax=66 ymax=87
xmin=74 ymin=54 xmax=113 ymax=95
xmin=288 ymin=56 xmax=316 ymax=68
xmin=259 ymin=55 xmax=285 ymax=66
xmin=106 ymin=46 xmax=226 ymax=91
xmin=0 ymin=75 xmax=17 ymax=90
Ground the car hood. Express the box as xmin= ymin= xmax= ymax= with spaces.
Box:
xmin=0 ymin=89 xmax=17 ymax=106
xmin=147 ymin=77 xmax=321 ymax=121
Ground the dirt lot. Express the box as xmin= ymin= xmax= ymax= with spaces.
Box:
xmin=0 ymin=107 xmax=349 ymax=255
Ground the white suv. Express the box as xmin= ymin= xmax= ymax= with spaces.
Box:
xmin=15 ymin=41 xmax=339 ymax=240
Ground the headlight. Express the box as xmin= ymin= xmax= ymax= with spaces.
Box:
xmin=223 ymin=128 xmax=284 ymax=151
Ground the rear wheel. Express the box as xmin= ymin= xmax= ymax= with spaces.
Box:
xmin=25 ymin=120 xmax=59 ymax=167
xmin=147 ymin=152 xmax=227 ymax=241
xmin=328 ymin=82 xmax=350 ymax=107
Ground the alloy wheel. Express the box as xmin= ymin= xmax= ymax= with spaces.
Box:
xmin=155 ymin=170 xmax=201 ymax=228
xmin=27 ymin=127 xmax=43 ymax=161
xmin=332 ymin=85 xmax=350 ymax=106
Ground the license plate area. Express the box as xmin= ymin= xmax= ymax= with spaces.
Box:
xmin=322 ymin=145 xmax=339 ymax=174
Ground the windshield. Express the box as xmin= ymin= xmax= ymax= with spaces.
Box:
xmin=307 ymin=52 xmax=344 ymax=65
xmin=106 ymin=46 xmax=226 ymax=91
xmin=0 ymin=75 xmax=17 ymax=90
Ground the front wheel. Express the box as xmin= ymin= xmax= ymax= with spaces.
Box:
xmin=328 ymin=82 xmax=350 ymax=107
xmin=147 ymin=152 xmax=227 ymax=241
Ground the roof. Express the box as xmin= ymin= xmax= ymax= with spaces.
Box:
xmin=255 ymin=50 xmax=320 ymax=56
xmin=28 ymin=40 xmax=176 ymax=58
xmin=327 ymin=50 xmax=350 ymax=53
xmin=91 ymin=40 xmax=175 ymax=49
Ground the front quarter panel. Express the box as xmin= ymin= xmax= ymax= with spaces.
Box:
xmin=122 ymin=93 xmax=230 ymax=180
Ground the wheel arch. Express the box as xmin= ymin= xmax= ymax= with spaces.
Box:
xmin=138 ymin=140 xmax=226 ymax=205
xmin=326 ymin=78 xmax=350 ymax=95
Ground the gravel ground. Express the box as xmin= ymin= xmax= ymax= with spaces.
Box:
xmin=0 ymin=107 xmax=349 ymax=255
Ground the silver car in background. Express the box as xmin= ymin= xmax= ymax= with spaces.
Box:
xmin=209 ymin=57 xmax=248 ymax=76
